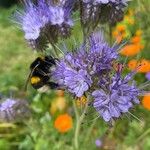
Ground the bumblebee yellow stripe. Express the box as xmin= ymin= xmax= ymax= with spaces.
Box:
xmin=31 ymin=76 xmax=41 ymax=84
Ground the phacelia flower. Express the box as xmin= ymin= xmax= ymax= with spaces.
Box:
xmin=95 ymin=139 xmax=102 ymax=147
xmin=92 ymin=71 xmax=141 ymax=122
xmin=0 ymin=98 xmax=30 ymax=122
xmin=54 ymin=114 xmax=73 ymax=133
xmin=15 ymin=0 xmax=74 ymax=51
xmin=52 ymin=32 xmax=118 ymax=97
xmin=80 ymin=0 xmax=129 ymax=33
xmin=0 ymin=99 xmax=16 ymax=111
xmin=146 ymin=72 xmax=150 ymax=81
xmin=99 ymin=0 xmax=129 ymax=25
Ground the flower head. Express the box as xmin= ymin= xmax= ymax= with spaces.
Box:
xmin=52 ymin=32 xmax=118 ymax=97
xmin=95 ymin=139 xmax=102 ymax=147
xmin=15 ymin=0 xmax=74 ymax=51
xmin=128 ymin=59 xmax=150 ymax=73
xmin=100 ymin=0 xmax=129 ymax=25
xmin=80 ymin=0 xmax=129 ymax=32
xmin=120 ymin=44 xmax=143 ymax=56
xmin=54 ymin=114 xmax=73 ymax=133
xmin=112 ymin=24 xmax=127 ymax=43
xmin=142 ymin=94 xmax=150 ymax=110
xmin=0 ymin=98 xmax=30 ymax=122
xmin=92 ymin=71 xmax=140 ymax=122
xmin=146 ymin=72 xmax=150 ymax=81
xmin=0 ymin=99 xmax=16 ymax=112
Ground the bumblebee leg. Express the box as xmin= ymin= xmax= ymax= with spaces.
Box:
xmin=47 ymin=82 xmax=58 ymax=89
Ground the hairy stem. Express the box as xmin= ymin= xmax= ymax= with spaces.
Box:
xmin=84 ymin=118 xmax=97 ymax=143
xmin=135 ymin=128 xmax=150 ymax=144
xmin=73 ymin=100 xmax=88 ymax=150
xmin=109 ymin=25 xmax=112 ymax=45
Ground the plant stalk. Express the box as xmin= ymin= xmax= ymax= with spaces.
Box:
xmin=73 ymin=100 xmax=88 ymax=150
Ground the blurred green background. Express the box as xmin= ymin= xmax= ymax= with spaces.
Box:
xmin=0 ymin=1 xmax=150 ymax=150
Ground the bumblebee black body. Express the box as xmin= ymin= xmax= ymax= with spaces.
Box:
xmin=26 ymin=56 xmax=58 ymax=90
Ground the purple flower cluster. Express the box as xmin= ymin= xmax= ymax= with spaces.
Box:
xmin=92 ymin=72 xmax=140 ymax=122
xmin=80 ymin=0 xmax=129 ymax=32
xmin=52 ymin=31 xmax=142 ymax=122
xmin=14 ymin=0 xmax=129 ymax=50
xmin=15 ymin=0 xmax=74 ymax=51
xmin=52 ymin=53 xmax=93 ymax=97
xmin=146 ymin=72 xmax=150 ymax=81
xmin=0 ymin=99 xmax=16 ymax=112
xmin=99 ymin=0 xmax=128 ymax=25
xmin=0 ymin=98 xmax=30 ymax=122
xmin=52 ymin=32 xmax=117 ymax=97
xmin=14 ymin=1 xmax=142 ymax=123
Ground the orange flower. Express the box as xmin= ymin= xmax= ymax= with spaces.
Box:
xmin=128 ymin=59 xmax=150 ymax=73
xmin=138 ymin=59 xmax=150 ymax=73
xmin=142 ymin=94 xmax=150 ymax=110
xmin=116 ymin=24 xmax=126 ymax=32
xmin=112 ymin=24 xmax=127 ymax=43
xmin=128 ymin=59 xmax=137 ymax=70
xmin=131 ymin=35 xmax=141 ymax=44
xmin=54 ymin=114 xmax=73 ymax=133
xmin=120 ymin=44 xmax=143 ymax=56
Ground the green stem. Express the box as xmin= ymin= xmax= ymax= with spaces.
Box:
xmin=109 ymin=25 xmax=112 ymax=45
xmin=73 ymin=100 xmax=88 ymax=150
xmin=135 ymin=128 xmax=150 ymax=144
xmin=84 ymin=118 xmax=97 ymax=143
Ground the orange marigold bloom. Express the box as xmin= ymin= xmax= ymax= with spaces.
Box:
xmin=138 ymin=59 xmax=150 ymax=73
xmin=120 ymin=44 xmax=143 ymax=56
xmin=131 ymin=35 xmax=141 ymax=44
xmin=54 ymin=114 xmax=73 ymax=133
xmin=112 ymin=25 xmax=126 ymax=44
xmin=142 ymin=94 xmax=150 ymax=110
xmin=128 ymin=59 xmax=137 ymax=70
xmin=128 ymin=59 xmax=150 ymax=73
xmin=116 ymin=24 xmax=126 ymax=32
xmin=112 ymin=31 xmax=123 ymax=44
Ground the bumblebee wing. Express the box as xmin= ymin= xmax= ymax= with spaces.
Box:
xmin=24 ymin=64 xmax=39 ymax=91
xmin=24 ymin=71 xmax=33 ymax=91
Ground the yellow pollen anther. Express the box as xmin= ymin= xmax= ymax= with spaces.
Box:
xmin=76 ymin=96 xmax=87 ymax=107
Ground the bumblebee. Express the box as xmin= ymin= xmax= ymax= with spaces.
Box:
xmin=25 ymin=56 xmax=58 ymax=91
